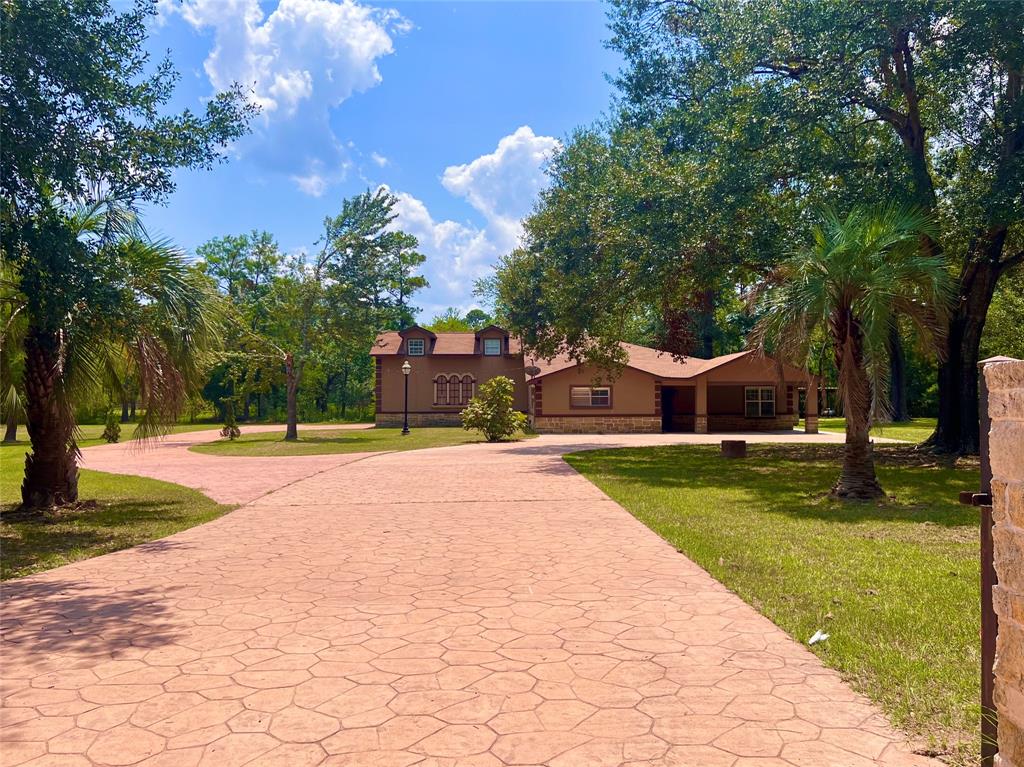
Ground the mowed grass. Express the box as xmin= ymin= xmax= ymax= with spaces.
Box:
xmin=817 ymin=416 xmax=937 ymax=444
xmin=1 ymin=421 xmax=226 ymax=452
xmin=191 ymin=426 xmax=534 ymax=457
xmin=1 ymin=441 xmax=233 ymax=580
xmin=566 ymin=443 xmax=980 ymax=765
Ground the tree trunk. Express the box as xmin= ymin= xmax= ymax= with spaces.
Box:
xmin=21 ymin=328 xmax=78 ymax=508
xmin=130 ymin=399 xmax=136 ymax=419
xmin=285 ymin=353 xmax=298 ymax=441
xmin=831 ymin=317 xmax=883 ymax=499
xmin=120 ymin=398 xmax=130 ymax=423
xmin=834 ymin=420 xmax=884 ymax=500
xmin=698 ymin=288 xmax=715 ymax=357
xmin=340 ymin=367 xmax=348 ymax=418
xmin=242 ymin=394 xmax=250 ymax=421
xmin=887 ymin=324 xmax=908 ymax=422
xmin=3 ymin=409 xmax=17 ymax=443
xmin=929 ymin=247 xmax=1003 ymax=455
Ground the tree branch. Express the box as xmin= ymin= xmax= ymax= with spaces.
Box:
xmin=999 ymin=249 xmax=1024 ymax=274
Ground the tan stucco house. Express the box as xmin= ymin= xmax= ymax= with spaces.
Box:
xmin=370 ymin=327 xmax=819 ymax=434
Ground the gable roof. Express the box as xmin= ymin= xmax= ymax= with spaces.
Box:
xmin=370 ymin=331 xmax=523 ymax=356
xmin=526 ymin=344 xmax=757 ymax=381
xmin=398 ymin=325 xmax=436 ymax=339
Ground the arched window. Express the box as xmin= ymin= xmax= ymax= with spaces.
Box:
xmin=449 ymin=376 xmax=461 ymax=405
xmin=434 ymin=375 xmax=448 ymax=405
xmin=461 ymin=375 xmax=474 ymax=404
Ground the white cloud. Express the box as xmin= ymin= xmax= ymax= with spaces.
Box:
xmin=386 ymin=126 xmax=560 ymax=316
xmin=441 ymin=126 xmax=560 ymax=223
xmin=370 ymin=152 xmax=390 ymax=167
xmin=291 ymin=172 xmax=328 ymax=197
xmin=168 ymin=0 xmax=406 ymax=195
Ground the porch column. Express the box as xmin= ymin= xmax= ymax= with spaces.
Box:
xmin=695 ymin=377 xmax=708 ymax=434
xmin=805 ymin=376 xmax=819 ymax=433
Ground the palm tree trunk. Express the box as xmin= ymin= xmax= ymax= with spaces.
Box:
xmin=285 ymin=353 xmax=298 ymax=441
xmin=834 ymin=416 xmax=884 ymax=500
xmin=3 ymin=410 xmax=17 ymax=443
xmin=21 ymin=328 xmax=78 ymax=508
xmin=832 ymin=320 xmax=884 ymax=500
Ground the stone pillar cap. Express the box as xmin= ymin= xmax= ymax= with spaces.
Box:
xmin=979 ymin=355 xmax=1021 ymax=366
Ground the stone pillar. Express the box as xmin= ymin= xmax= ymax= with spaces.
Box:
xmin=987 ymin=358 xmax=1024 ymax=767
xmin=695 ymin=377 xmax=708 ymax=434
xmin=805 ymin=376 xmax=819 ymax=434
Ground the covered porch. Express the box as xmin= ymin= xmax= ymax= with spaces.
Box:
xmin=658 ymin=374 xmax=818 ymax=434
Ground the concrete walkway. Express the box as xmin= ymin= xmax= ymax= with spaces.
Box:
xmin=1 ymin=429 xmax=937 ymax=767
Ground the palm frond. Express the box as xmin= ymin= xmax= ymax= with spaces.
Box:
xmin=753 ymin=202 xmax=951 ymax=427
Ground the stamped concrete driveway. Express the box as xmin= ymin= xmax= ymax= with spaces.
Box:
xmin=1 ymin=430 xmax=938 ymax=767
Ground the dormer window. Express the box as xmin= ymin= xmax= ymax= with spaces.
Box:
xmin=407 ymin=338 xmax=425 ymax=356
xmin=483 ymin=338 xmax=502 ymax=356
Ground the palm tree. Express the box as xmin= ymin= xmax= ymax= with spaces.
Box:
xmin=9 ymin=198 xmax=222 ymax=508
xmin=752 ymin=205 xmax=951 ymax=499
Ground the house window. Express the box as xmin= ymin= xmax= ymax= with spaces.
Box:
xmin=570 ymin=386 xmax=611 ymax=408
xmin=482 ymin=338 xmax=502 ymax=356
xmin=407 ymin=338 xmax=425 ymax=356
xmin=745 ymin=386 xmax=776 ymax=417
xmin=434 ymin=374 xmax=475 ymax=406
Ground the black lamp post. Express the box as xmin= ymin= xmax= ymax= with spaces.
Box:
xmin=401 ymin=360 xmax=411 ymax=435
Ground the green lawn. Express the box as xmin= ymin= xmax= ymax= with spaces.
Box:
xmin=191 ymin=426 xmax=533 ymax=457
xmin=817 ymin=416 xmax=937 ymax=444
xmin=566 ymin=443 xmax=979 ymax=765
xmin=1 ymin=441 xmax=233 ymax=580
xmin=1 ymin=421 xmax=228 ymax=453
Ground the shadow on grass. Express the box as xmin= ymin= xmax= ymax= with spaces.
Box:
xmin=0 ymin=499 xmax=206 ymax=580
xmin=565 ymin=443 xmax=979 ymax=527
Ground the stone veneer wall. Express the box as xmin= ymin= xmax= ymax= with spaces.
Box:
xmin=988 ymin=359 xmax=1024 ymax=767
xmin=532 ymin=415 xmax=662 ymax=434
xmin=376 ymin=412 xmax=463 ymax=428
xmin=708 ymin=414 xmax=799 ymax=432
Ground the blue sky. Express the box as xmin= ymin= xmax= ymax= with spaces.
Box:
xmin=142 ymin=0 xmax=621 ymax=320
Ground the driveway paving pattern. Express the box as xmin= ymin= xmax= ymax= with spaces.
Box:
xmin=1 ymin=429 xmax=938 ymax=766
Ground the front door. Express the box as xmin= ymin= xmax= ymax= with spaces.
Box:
xmin=662 ymin=386 xmax=696 ymax=432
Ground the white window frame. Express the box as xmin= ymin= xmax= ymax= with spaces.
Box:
xmin=482 ymin=338 xmax=502 ymax=356
xmin=406 ymin=338 xmax=425 ymax=356
xmin=570 ymin=386 xmax=611 ymax=408
xmin=745 ymin=386 xmax=776 ymax=418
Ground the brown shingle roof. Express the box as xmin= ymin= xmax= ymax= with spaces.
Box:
xmin=526 ymin=344 xmax=755 ymax=381
xmin=370 ymin=331 xmax=523 ymax=356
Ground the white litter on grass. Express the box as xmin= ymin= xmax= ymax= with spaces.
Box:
xmin=808 ymin=630 xmax=830 ymax=646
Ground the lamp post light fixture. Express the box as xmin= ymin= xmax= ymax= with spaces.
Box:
xmin=401 ymin=360 xmax=411 ymax=435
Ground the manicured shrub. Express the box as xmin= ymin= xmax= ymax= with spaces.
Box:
xmin=101 ymin=410 xmax=121 ymax=443
xmin=461 ymin=376 xmax=527 ymax=442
